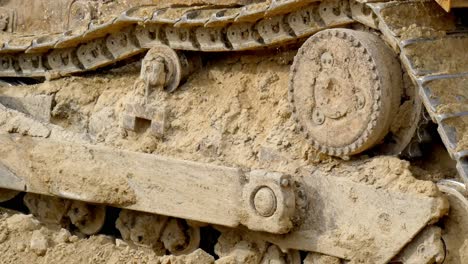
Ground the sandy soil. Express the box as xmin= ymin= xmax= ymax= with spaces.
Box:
xmin=1 ymin=50 xmax=328 ymax=176
xmin=0 ymin=209 xmax=214 ymax=264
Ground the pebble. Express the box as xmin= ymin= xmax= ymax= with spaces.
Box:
xmin=54 ymin=228 xmax=71 ymax=244
xmin=30 ymin=230 xmax=49 ymax=256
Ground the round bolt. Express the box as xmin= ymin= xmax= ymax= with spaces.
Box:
xmin=312 ymin=109 xmax=325 ymax=125
xmin=280 ymin=178 xmax=290 ymax=187
xmin=253 ymin=187 xmax=277 ymax=217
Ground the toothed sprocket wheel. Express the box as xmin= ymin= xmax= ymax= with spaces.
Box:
xmin=289 ymin=29 xmax=403 ymax=157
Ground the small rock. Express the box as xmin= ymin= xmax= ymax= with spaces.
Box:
xmin=53 ymin=228 xmax=71 ymax=244
xmin=184 ymin=249 xmax=215 ymax=264
xmin=215 ymin=255 xmax=237 ymax=264
xmin=6 ymin=214 xmax=40 ymax=232
xmin=30 ymin=230 xmax=49 ymax=256
xmin=94 ymin=235 xmax=114 ymax=245
xmin=69 ymin=235 xmax=79 ymax=243
xmin=16 ymin=242 xmax=26 ymax=252
xmin=257 ymin=73 xmax=279 ymax=91
xmin=0 ymin=227 xmax=8 ymax=243
xmin=115 ymin=238 xmax=129 ymax=248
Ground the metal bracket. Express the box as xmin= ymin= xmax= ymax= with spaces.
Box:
xmin=122 ymin=102 xmax=167 ymax=138
xmin=242 ymin=170 xmax=295 ymax=234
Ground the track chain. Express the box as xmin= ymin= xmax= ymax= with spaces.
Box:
xmin=365 ymin=0 xmax=468 ymax=186
xmin=0 ymin=0 xmax=352 ymax=78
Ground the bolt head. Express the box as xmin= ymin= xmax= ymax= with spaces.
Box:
xmin=253 ymin=187 xmax=277 ymax=217
xmin=280 ymin=178 xmax=289 ymax=187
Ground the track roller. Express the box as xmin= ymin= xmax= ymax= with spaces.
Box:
xmin=289 ymin=29 xmax=403 ymax=157
xmin=24 ymin=193 xmax=70 ymax=225
xmin=161 ymin=218 xmax=200 ymax=255
xmin=116 ymin=209 xmax=200 ymax=255
xmin=140 ymin=44 xmax=201 ymax=94
xmin=67 ymin=201 xmax=106 ymax=235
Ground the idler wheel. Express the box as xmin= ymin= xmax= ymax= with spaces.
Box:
xmin=289 ymin=29 xmax=402 ymax=156
xmin=141 ymin=45 xmax=201 ymax=93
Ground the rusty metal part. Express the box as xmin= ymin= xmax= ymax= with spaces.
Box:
xmin=289 ymin=28 xmax=402 ymax=157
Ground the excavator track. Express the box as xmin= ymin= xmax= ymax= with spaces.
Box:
xmin=0 ymin=0 xmax=354 ymax=78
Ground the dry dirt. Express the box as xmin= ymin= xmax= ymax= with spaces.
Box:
xmin=0 ymin=208 xmax=214 ymax=264
xmin=0 ymin=50 xmax=328 ymax=176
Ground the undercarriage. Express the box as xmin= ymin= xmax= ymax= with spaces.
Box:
xmin=0 ymin=0 xmax=467 ymax=263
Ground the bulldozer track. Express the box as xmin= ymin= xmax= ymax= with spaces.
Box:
xmin=0 ymin=0 xmax=354 ymax=78
xmin=366 ymin=0 xmax=468 ymax=186
xmin=0 ymin=0 xmax=466 ymax=185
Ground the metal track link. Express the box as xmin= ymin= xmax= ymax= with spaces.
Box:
xmin=369 ymin=0 xmax=468 ymax=186
xmin=0 ymin=0 xmax=353 ymax=79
